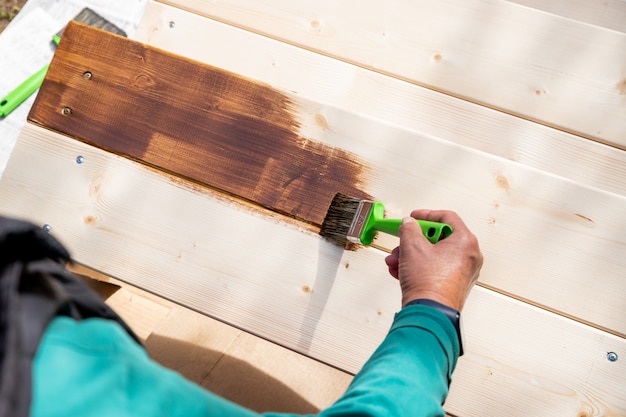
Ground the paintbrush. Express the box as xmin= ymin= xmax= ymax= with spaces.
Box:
xmin=320 ymin=193 xmax=453 ymax=246
xmin=0 ymin=8 xmax=126 ymax=118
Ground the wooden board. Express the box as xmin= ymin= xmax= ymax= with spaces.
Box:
xmin=158 ymin=0 xmax=626 ymax=149
xmin=27 ymin=24 xmax=626 ymax=336
xmin=0 ymin=123 xmax=624 ymax=417
xmin=28 ymin=21 xmax=371 ymax=226
xmin=135 ymin=2 xmax=626 ymax=198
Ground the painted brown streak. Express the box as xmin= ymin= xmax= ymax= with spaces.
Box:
xmin=29 ymin=22 xmax=371 ymax=225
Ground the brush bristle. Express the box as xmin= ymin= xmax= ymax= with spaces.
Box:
xmin=319 ymin=193 xmax=361 ymax=245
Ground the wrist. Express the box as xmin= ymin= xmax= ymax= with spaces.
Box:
xmin=404 ymin=298 xmax=464 ymax=356
xmin=402 ymin=291 xmax=460 ymax=311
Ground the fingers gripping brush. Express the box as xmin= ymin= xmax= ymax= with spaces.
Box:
xmin=0 ymin=8 xmax=127 ymax=118
xmin=320 ymin=193 xmax=453 ymax=246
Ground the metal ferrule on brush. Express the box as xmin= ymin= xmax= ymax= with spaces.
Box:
xmin=346 ymin=200 xmax=374 ymax=243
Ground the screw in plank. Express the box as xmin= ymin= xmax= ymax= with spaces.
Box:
xmin=169 ymin=21 xmax=176 ymax=28
xmin=42 ymin=224 xmax=52 ymax=233
xmin=607 ymin=352 xmax=618 ymax=362
xmin=61 ymin=107 xmax=72 ymax=116
xmin=83 ymin=71 xmax=92 ymax=80
xmin=76 ymin=155 xmax=85 ymax=164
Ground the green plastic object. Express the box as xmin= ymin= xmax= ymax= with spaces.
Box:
xmin=0 ymin=35 xmax=61 ymax=118
xmin=360 ymin=202 xmax=453 ymax=245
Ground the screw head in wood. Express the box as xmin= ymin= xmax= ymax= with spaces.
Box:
xmin=76 ymin=155 xmax=85 ymax=164
xmin=42 ymin=224 xmax=52 ymax=233
xmin=607 ymin=352 xmax=618 ymax=362
xmin=83 ymin=71 xmax=92 ymax=80
xmin=61 ymin=107 xmax=72 ymax=116
xmin=169 ymin=21 xmax=175 ymax=28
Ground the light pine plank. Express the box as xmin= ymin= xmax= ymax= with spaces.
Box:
xmin=136 ymin=2 xmax=626 ymax=197
xmin=158 ymin=0 xmax=626 ymax=149
xmin=14 ymin=90 xmax=626 ymax=339
xmin=0 ymin=125 xmax=624 ymax=416
xmin=507 ymin=0 xmax=626 ymax=33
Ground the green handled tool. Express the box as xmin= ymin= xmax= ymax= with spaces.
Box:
xmin=320 ymin=193 xmax=453 ymax=246
xmin=0 ymin=36 xmax=60 ymax=118
xmin=349 ymin=200 xmax=452 ymax=245
xmin=0 ymin=8 xmax=126 ymax=118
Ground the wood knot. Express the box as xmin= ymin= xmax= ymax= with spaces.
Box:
xmin=617 ymin=78 xmax=626 ymax=95
xmin=302 ymin=285 xmax=313 ymax=294
xmin=84 ymin=215 xmax=96 ymax=225
xmin=133 ymin=74 xmax=155 ymax=89
xmin=314 ymin=113 xmax=329 ymax=130
xmin=432 ymin=53 xmax=443 ymax=63
xmin=495 ymin=173 xmax=510 ymax=191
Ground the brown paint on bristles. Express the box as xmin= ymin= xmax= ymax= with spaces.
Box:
xmin=319 ymin=192 xmax=364 ymax=250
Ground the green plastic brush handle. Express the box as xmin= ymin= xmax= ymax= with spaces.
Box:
xmin=0 ymin=64 xmax=49 ymax=118
xmin=361 ymin=201 xmax=453 ymax=245
xmin=0 ymin=35 xmax=60 ymax=118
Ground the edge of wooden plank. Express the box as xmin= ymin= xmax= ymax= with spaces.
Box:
xmin=506 ymin=0 xmax=626 ymax=33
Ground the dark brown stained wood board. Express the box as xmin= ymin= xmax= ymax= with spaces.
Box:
xmin=29 ymin=21 xmax=371 ymax=226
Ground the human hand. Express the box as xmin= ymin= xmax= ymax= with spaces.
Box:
xmin=384 ymin=210 xmax=483 ymax=311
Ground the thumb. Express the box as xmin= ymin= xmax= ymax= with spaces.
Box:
xmin=399 ymin=216 xmax=428 ymax=247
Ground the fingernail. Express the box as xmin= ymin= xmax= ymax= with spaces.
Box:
xmin=402 ymin=217 xmax=413 ymax=224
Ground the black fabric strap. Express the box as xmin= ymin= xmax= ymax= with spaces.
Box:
xmin=0 ymin=217 xmax=141 ymax=417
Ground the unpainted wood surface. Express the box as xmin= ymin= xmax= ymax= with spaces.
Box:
xmin=507 ymin=0 xmax=626 ymax=33
xmin=137 ymin=2 xmax=626 ymax=198
xmin=29 ymin=21 xmax=371 ymax=226
xmin=27 ymin=24 xmax=626 ymax=337
xmin=0 ymin=124 xmax=624 ymax=417
xmin=159 ymin=0 xmax=626 ymax=149
xmin=71 ymin=265 xmax=354 ymax=414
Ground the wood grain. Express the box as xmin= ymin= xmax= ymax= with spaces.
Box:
xmin=0 ymin=124 xmax=624 ymax=417
xmin=159 ymin=0 xmax=626 ymax=149
xmin=23 ymin=44 xmax=626 ymax=338
xmin=136 ymin=2 xmax=626 ymax=198
xmin=29 ymin=21 xmax=371 ymax=226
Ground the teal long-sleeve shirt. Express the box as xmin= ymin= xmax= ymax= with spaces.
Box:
xmin=31 ymin=305 xmax=460 ymax=417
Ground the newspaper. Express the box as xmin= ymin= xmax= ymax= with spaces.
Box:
xmin=0 ymin=0 xmax=148 ymax=176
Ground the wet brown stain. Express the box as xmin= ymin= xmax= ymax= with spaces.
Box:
xmin=495 ymin=173 xmax=510 ymax=191
xmin=617 ymin=79 xmax=626 ymax=95
xmin=29 ymin=22 xmax=371 ymax=226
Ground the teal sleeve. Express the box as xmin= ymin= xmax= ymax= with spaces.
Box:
xmin=32 ymin=305 xmax=458 ymax=417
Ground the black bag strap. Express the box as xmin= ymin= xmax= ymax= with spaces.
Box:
xmin=0 ymin=217 xmax=140 ymax=417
